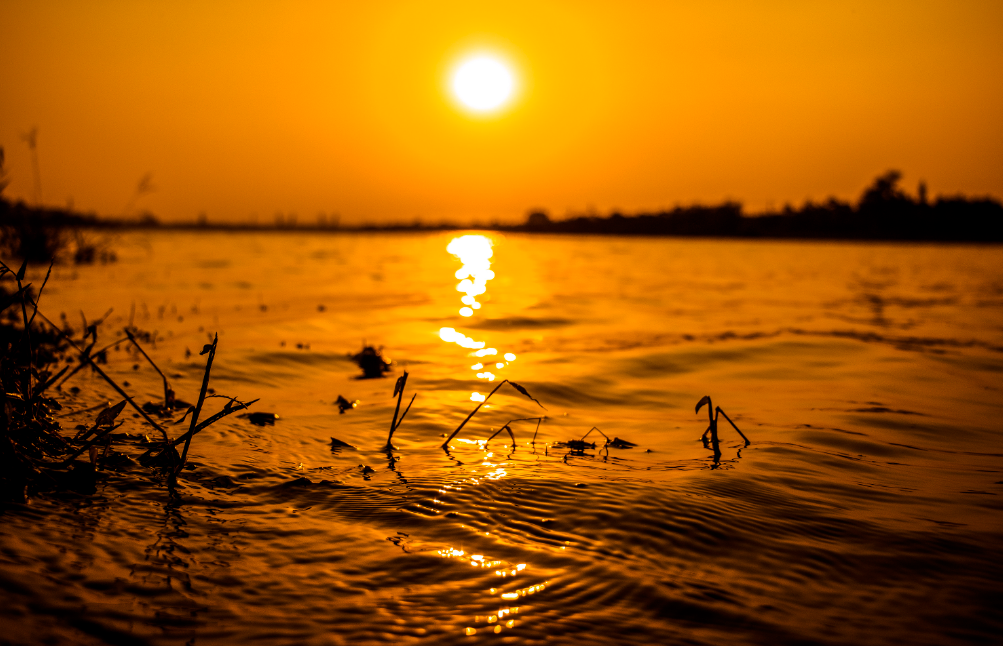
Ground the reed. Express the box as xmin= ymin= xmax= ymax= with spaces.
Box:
xmin=440 ymin=380 xmax=545 ymax=450
xmin=126 ymin=328 xmax=174 ymax=410
xmin=696 ymin=395 xmax=749 ymax=462
xmin=1 ymin=257 xmax=257 ymax=498
xmin=385 ymin=370 xmax=415 ymax=451
xmin=484 ymin=417 xmax=546 ymax=451
xmin=141 ymin=336 xmax=258 ymax=484
xmin=0 ymin=259 xmax=72 ymax=500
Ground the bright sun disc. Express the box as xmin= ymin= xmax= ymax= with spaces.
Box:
xmin=451 ymin=56 xmax=514 ymax=112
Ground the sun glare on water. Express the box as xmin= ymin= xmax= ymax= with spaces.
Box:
xmin=450 ymin=55 xmax=515 ymax=113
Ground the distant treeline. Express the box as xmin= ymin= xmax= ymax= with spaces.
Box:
xmin=1 ymin=171 xmax=1001 ymax=252
xmin=512 ymin=171 xmax=1003 ymax=242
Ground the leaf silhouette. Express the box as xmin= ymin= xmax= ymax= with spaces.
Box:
xmin=174 ymin=406 xmax=197 ymax=425
xmin=199 ymin=343 xmax=214 ymax=356
xmin=507 ymin=380 xmax=545 ymax=409
xmin=16 ymin=259 xmax=27 ymax=281
xmin=695 ymin=396 xmax=711 ymax=414
xmin=95 ymin=400 xmax=127 ymax=427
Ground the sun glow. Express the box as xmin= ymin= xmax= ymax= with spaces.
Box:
xmin=450 ymin=55 xmax=515 ymax=113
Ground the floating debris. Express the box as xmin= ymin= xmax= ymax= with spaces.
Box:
xmin=554 ymin=427 xmax=637 ymax=458
xmin=351 ymin=345 xmax=392 ymax=379
xmin=239 ymin=412 xmax=279 ymax=426
xmin=330 ymin=437 xmax=354 ymax=453
xmin=335 ymin=395 xmax=358 ymax=414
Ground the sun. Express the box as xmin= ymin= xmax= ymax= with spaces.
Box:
xmin=450 ymin=55 xmax=515 ymax=114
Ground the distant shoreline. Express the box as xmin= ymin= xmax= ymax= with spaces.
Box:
xmin=2 ymin=171 xmax=1002 ymax=245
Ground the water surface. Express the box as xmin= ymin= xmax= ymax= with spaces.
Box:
xmin=2 ymin=232 xmax=1001 ymax=645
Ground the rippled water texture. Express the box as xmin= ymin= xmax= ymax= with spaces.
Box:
xmin=2 ymin=232 xmax=1002 ymax=645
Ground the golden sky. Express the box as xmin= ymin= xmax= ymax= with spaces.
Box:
xmin=1 ymin=1 xmax=1001 ymax=224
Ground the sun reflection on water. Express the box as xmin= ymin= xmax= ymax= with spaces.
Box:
xmin=448 ymin=235 xmax=494 ymax=313
xmin=439 ymin=235 xmax=523 ymax=401
xmin=431 ymin=456 xmax=553 ymax=639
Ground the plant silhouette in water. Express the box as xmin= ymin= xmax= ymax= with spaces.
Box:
xmin=441 ymin=380 xmax=545 ymax=450
xmin=140 ymin=335 xmax=259 ymax=485
xmin=0 ymin=258 xmax=69 ymax=500
xmin=0 ymin=259 xmax=258 ymax=499
xmin=385 ymin=370 xmax=415 ymax=451
xmin=696 ymin=395 xmax=750 ymax=463
xmin=483 ymin=416 xmax=546 ymax=453
xmin=554 ymin=426 xmax=637 ymax=461
xmin=351 ymin=345 xmax=392 ymax=378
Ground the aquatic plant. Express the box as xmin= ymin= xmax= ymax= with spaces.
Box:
xmin=695 ymin=395 xmax=749 ymax=461
xmin=0 ymin=260 xmax=70 ymax=500
xmin=1 ymin=258 xmax=257 ymax=498
xmin=441 ymin=380 xmax=544 ymax=450
xmin=125 ymin=328 xmax=175 ymax=411
xmin=351 ymin=345 xmax=392 ymax=378
xmin=335 ymin=395 xmax=358 ymax=414
xmin=484 ymin=416 xmax=546 ymax=451
xmin=385 ymin=371 xmax=415 ymax=451
xmin=141 ymin=335 xmax=259 ymax=483
xmin=552 ymin=427 xmax=636 ymax=460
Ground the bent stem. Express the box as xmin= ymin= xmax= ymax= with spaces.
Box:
xmin=26 ymin=301 xmax=169 ymax=441
xmin=485 ymin=424 xmax=515 ymax=448
xmin=440 ymin=380 xmax=544 ymax=450
xmin=716 ymin=407 xmax=750 ymax=445
xmin=485 ymin=416 xmax=546 ymax=451
xmin=126 ymin=328 xmax=173 ymax=408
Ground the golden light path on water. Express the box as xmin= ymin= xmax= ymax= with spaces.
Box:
xmin=435 ymin=239 xmax=553 ymax=635
xmin=432 ymin=454 xmax=557 ymax=638
xmin=439 ymin=235 xmax=518 ymax=401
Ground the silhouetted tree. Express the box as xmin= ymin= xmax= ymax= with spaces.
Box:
xmin=526 ymin=210 xmax=551 ymax=229
xmin=860 ymin=170 xmax=908 ymax=207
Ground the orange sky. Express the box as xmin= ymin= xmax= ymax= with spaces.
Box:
xmin=1 ymin=1 xmax=1001 ymax=224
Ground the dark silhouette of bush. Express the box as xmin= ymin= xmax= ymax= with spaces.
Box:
xmin=512 ymin=171 xmax=1001 ymax=242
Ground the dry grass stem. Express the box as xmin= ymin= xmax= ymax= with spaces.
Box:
xmin=386 ymin=371 xmax=415 ymax=451
xmin=441 ymin=380 xmax=545 ymax=450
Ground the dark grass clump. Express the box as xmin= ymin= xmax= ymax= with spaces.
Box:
xmin=0 ymin=260 xmax=72 ymax=501
xmin=351 ymin=345 xmax=392 ymax=379
xmin=0 ymin=258 xmax=257 ymax=500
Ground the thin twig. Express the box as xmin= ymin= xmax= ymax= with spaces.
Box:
xmin=176 ymin=334 xmax=216 ymax=476
xmin=25 ymin=300 xmax=168 ymax=440
xmin=125 ymin=328 xmax=172 ymax=407
xmin=440 ymin=380 xmax=544 ymax=450
xmin=485 ymin=424 xmax=516 ymax=448
xmin=59 ymin=421 xmax=125 ymax=466
xmin=52 ymin=337 xmax=130 ymax=391
xmin=716 ymin=407 xmax=750 ymax=444
xmin=168 ymin=397 xmax=259 ymax=449
xmin=26 ymin=261 xmax=52 ymax=329
xmin=10 ymin=260 xmax=33 ymax=403
xmin=581 ymin=426 xmax=609 ymax=442
xmin=386 ymin=371 xmax=409 ymax=450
